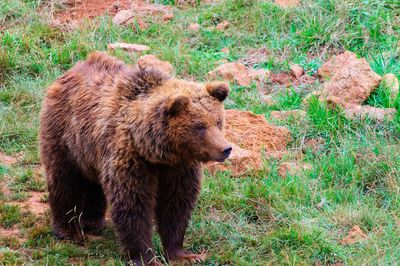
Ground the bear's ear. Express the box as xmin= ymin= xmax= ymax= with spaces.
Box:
xmin=167 ymin=94 xmax=190 ymax=116
xmin=206 ymin=81 xmax=230 ymax=101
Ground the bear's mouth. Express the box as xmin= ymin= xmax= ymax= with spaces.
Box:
xmin=215 ymin=157 xmax=226 ymax=162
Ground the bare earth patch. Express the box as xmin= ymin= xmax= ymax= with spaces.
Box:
xmin=0 ymin=152 xmax=23 ymax=166
xmin=0 ymin=225 xmax=24 ymax=244
xmin=8 ymin=192 xmax=48 ymax=217
xmin=56 ymin=0 xmax=170 ymax=23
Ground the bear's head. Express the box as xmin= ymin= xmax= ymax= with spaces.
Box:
xmin=161 ymin=81 xmax=232 ymax=164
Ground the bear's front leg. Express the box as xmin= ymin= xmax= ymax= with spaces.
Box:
xmin=155 ymin=164 xmax=205 ymax=263
xmin=103 ymin=162 xmax=159 ymax=266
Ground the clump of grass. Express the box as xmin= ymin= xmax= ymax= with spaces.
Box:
xmin=0 ymin=204 xmax=22 ymax=228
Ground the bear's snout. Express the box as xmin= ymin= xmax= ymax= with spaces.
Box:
xmin=222 ymin=146 xmax=232 ymax=158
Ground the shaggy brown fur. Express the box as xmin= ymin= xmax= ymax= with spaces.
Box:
xmin=39 ymin=51 xmax=232 ymax=265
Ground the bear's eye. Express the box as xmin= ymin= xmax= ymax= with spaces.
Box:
xmin=217 ymin=120 xmax=222 ymax=129
xmin=195 ymin=125 xmax=206 ymax=133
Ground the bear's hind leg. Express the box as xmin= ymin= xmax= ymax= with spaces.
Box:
xmin=80 ymin=181 xmax=107 ymax=234
xmin=43 ymin=149 xmax=88 ymax=240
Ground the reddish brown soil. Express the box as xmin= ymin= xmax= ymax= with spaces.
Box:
xmin=56 ymin=0 xmax=170 ymax=23
xmin=0 ymin=152 xmax=24 ymax=166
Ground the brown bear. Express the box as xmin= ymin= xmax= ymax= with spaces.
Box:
xmin=39 ymin=51 xmax=232 ymax=265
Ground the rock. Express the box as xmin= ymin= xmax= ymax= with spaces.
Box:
xmin=343 ymin=105 xmax=397 ymax=121
xmin=220 ymin=47 xmax=229 ymax=54
xmin=208 ymin=62 xmax=251 ymax=86
xmin=215 ymin=59 xmax=229 ymax=65
xmin=162 ymin=13 xmax=174 ymax=22
xmin=262 ymin=96 xmax=276 ymax=107
xmin=224 ymin=109 xmax=291 ymax=153
xmin=317 ymin=61 xmax=335 ymax=80
xmin=307 ymin=52 xmax=396 ymax=121
xmin=189 ymin=23 xmax=200 ymax=31
xmin=206 ymin=144 xmax=264 ymax=177
xmin=382 ymin=73 xmax=399 ymax=97
xmin=270 ymin=110 xmax=306 ymax=121
xmin=216 ymin=20 xmax=230 ymax=31
xmin=111 ymin=1 xmax=120 ymax=11
xmin=107 ymin=43 xmax=150 ymax=53
xmin=340 ymin=226 xmax=368 ymax=245
xmin=136 ymin=54 xmax=174 ymax=74
xmin=248 ymin=69 xmax=268 ymax=80
xmin=315 ymin=198 xmax=326 ymax=209
xmin=290 ymin=64 xmax=304 ymax=79
xmin=133 ymin=16 xmax=148 ymax=31
xmin=206 ymin=109 xmax=291 ymax=176
xmin=278 ymin=162 xmax=312 ymax=177
xmin=274 ymin=0 xmax=299 ymax=8
xmin=317 ymin=51 xmax=358 ymax=80
xmin=112 ymin=10 xmax=135 ymax=25
xmin=302 ymin=90 xmax=323 ymax=106
xmin=316 ymin=51 xmax=382 ymax=107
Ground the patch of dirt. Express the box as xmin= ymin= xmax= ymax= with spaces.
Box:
xmin=56 ymin=0 xmax=170 ymax=23
xmin=261 ymin=72 xmax=318 ymax=95
xmin=278 ymin=162 xmax=312 ymax=178
xmin=274 ymin=0 xmax=300 ymax=8
xmin=225 ymin=109 xmax=291 ymax=154
xmin=267 ymin=72 xmax=294 ymax=87
xmin=206 ymin=109 xmax=291 ymax=177
xmin=340 ymin=225 xmax=368 ymax=245
xmin=0 ymin=152 xmax=23 ymax=166
xmin=0 ymin=225 xmax=24 ymax=244
xmin=10 ymin=192 xmax=48 ymax=217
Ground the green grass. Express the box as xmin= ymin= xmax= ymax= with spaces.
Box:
xmin=1 ymin=0 xmax=400 ymax=264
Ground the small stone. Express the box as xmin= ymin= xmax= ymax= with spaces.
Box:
xmin=136 ymin=54 xmax=174 ymax=74
xmin=111 ymin=1 xmax=120 ymax=11
xmin=162 ymin=13 xmax=174 ymax=22
xmin=208 ymin=62 xmax=251 ymax=86
xmin=290 ymin=64 xmax=304 ymax=79
xmin=220 ymin=47 xmax=229 ymax=54
xmin=317 ymin=61 xmax=335 ymax=80
xmin=206 ymin=144 xmax=264 ymax=177
xmin=107 ymin=43 xmax=150 ymax=52
xmin=340 ymin=226 xmax=368 ymax=245
xmin=189 ymin=23 xmax=200 ymax=31
xmin=112 ymin=10 xmax=135 ymax=25
xmin=278 ymin=162 xmax=312 ymax=177
xmin=382 ymin=73 xmax=399 ymax=97
xmin=262 ymin=96 xmax=276 ymax=107
xmin=248 ymin=69 xmax=268 ymax=80
xmin=274 ymin=0 xmax=299 ymax=8
xmin=133 ymin=16 xmax=148 ymax=31
xmin=216 ymin=20 xmax=230 ymax=31
xmin=343 ymin=105 xmax=397 ymax=121
xmin=215 ymin=59 xmax=229 ymax=65
xmin=315 ymin=198 xmax=326 ymax=209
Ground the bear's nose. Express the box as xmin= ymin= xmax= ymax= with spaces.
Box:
xmin=222 ymin=146 xmax=232 ymax=158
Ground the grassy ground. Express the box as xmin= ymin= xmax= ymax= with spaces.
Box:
xmin=1 ymin=0 xmax=400 ymax=264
